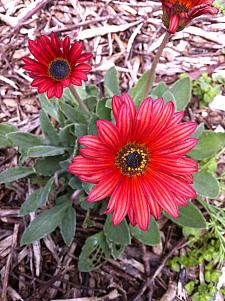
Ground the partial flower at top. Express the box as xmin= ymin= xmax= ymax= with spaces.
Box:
xmin=161 ymin=0 xmax=219 ymax=33
xmin=22 ymin=32 xmax=93 ymax=99
xmin=68 ymin=94 xmax=198 ymax=231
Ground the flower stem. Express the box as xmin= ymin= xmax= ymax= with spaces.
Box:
xmin=69 ymin=85 xmax=91 ymax=116
xmin=143 ymin=31 xmax=171 ymax=99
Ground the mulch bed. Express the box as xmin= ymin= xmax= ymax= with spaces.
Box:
xmin=0 ymin=1 xmax=225 ymax=300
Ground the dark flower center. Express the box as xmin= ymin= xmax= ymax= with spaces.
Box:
xmin=115 ymin=143 xmax=149 ymax=177
xmin=48 ymin=59 xmax=70 ymax=80
xmin=126 ymin=151 xmax=142 ymax=168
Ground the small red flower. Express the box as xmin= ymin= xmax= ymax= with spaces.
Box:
xmin=22 ymin=32 xmax=93 ymax=99
xmin=68 ymin=94 xmax=198 ymax=231
xmin=161 ymin=0 xmax=219 ymax=33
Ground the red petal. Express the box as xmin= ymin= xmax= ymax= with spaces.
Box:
xmin=69 ymin=42 xmax=83 ymax=63
xmin=87 ymin=170 xmax=121 ymax=202
xmin=131 ymin=178 xmax=150 ymax=231
xmin=121 ymin=93 xmax=136 ymax=121
xmin=50 ymin=32 xmax=62 ymax=56
xmin=76 ymin=52 xmax=93 ymax=64
xmin=47 ymin=85 xmax=57 ymax=99
xmin=96 ymin=120 xmax=120 ymax=150
xmin=150 ymin=122 xmax=197 ymax=150
xmin=72 ymin=71 xmax=88 ymax=81
xmin=63 ymin=36 xmax=71 ymax=58
xmin=140 ymin=177 xmax=162 ymax=219
xmin=128 ymin=206 xmax=137 ymax=227
xmin=145 ymin=100 xmax=175 ymax=143
xmin=133 ymin=98 xmax=153 ymax=140
xmin=153 ymin=138 xmax=198 ymax=157
xmin=151 ymin=156 xmax=198 ymax=175
xmin=111 ymin=177 xmax=131 ymax=225
xmin=71 ymin=78 xmax=82 ymax=86
xmin=112 ymin=95 xmax=124 ymax=122
xmin=117 ymin=103 xmax=133 ymax=143
xmin=79 ymin=148 xmax=114 ymax=162
xmin=68 ymin=156 xmax=112 ymax=175
xmin=79 ymin=135 xmax=113 ymax=152
xmin=148 ymin=176 xmax=179 ymax=218
xmin=73 ymin=63 xmax=92 ymax=72
xmin=153 ymin=171 xmax=196 ymax=199
xmin=168 ymin=14 xmax=180 ymax=33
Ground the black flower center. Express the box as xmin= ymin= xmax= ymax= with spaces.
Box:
xmin=115 ymin=143 xmax=149 ymax=177
xmin=48 ymin=59 xmax=70 ymax=80
xmin=126 ymin=151 xmax=142 ymax=168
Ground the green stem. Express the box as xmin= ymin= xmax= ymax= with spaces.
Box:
xmin=143 ymin=31 xmax=171 ymax=99
xmin=69 ymin=85 xmax=91 ymax=116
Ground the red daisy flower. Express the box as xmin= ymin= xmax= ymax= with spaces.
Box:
xmin=68 ymin=94 xmax=198 ymax=231
xmin=22 ymin=32 xmax=93 ymax=99
xmin=161 ymin=0 xmax=219 ymax=33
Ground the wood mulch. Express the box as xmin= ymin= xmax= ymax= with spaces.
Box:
xmin=0 ymin=1 xmax=225 ymax=300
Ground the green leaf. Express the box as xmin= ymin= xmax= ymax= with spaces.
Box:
xmin=74 ymin=124 xmax=87 ymax=139
xmin=129 ymin=70 xmax=149 ymax=105
xmin=192 ymin=123 xmax=205 ymax=139
xmin=74 ymin=85 xmax=88 ymax=100
xmin=188 ymin=131 xmax=225 ymax=160
xmin=86 ymin=85 xmax=99 ymax=97
xmin=39 ymin=110 xmax=59 ymax=145
xmin=27 ymin=146 xmax=65 ymax=157
xmin=88 ymin=114 xmax=98 ymax=136
xmin=78 ymin=231 xmax=110 ymax=272
xmin=68 ymin=177 xmax=82 ymax=190
xmin=103 ymin=214 xmax=131 ymax=245
xmin=0 ymin=167 xmax=35 ymax=184
xmin=169 ymin=76 xmax=192 ymax=111
xmin=104 ymin=66 xmax=120 ymax=98
xmin=19 ymin=177 xmax=54 ymax=216
xmin=59 ymin=102 xmax=87 ymax=124
xmin=84 ymin=96 xmax=97 ymax=111
xmin=60 ymin=206 xmax=76 ymax=245
xmin=0 ymin=123 xmax=17 ymax=133
xmin=96 ymin=99 xmax=111 ymax=120
xmin=35 ymin=156 xmax=61 ymax=176
xmin=59 ymin=87 xmax=78 ymax=108
xmin=7 ymin=132 xmax=44 ymax=148
xmin=151 ymin=82 xmax=168 ymax=98
xmin=162 ymin=90 xmax=176 ymax=106
xmin=193 ymin=172 xmax=220 ymax=198
xmin=82 ymin=182 xmax=95 ymax=194
xmin=0 ymin=135 xmax=12 ymax=148
xmin=20 ymin=189 xmax=42 ymax=216
xmin=164 ymin=202 xmax=206 ymax=228
xmin=59 ymin=102 xmax=79 ymax=122
xmin=38 ymin=94 xmax=59 ymax=122
xmin=130 ymin=217 xmax=160 ymax=246
xmin=20 ymin=197 xmax=70 ymax=245
xmin=59 ymin=124 xmax=75 ymax=146
xmin=106 ymin=238 xmax=125 ymax=259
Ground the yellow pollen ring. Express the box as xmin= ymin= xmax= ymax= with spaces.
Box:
xmin=115 ymin=143 xmax=149 ymax=177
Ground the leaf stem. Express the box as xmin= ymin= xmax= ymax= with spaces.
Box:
xmin=143 ymin=31 xmax=171 ymax=99
xmin=69 ymin=85 xmax=91 ymax=116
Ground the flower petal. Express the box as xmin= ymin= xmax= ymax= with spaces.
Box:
xmin=87 ymin=170 xmax=121 ymax=202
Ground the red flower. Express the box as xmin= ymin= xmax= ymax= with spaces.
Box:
xmin=22 ymin=32 xmax=92 ymax=99
xmin=161 ymin=0 xmax=219 ymax=33
xmin=68 ymin=94 xmax=198 ymax=231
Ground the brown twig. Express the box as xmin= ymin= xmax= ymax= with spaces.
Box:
xmin=132 ymin=238 xmax=186 ymax=301
xmin=13 ymin=0 xmax=51 ymax=32
xmin=1 ymin=224 xmax=20 ymax=301
xmin=54 ymin=14 xmax=122 ymax=33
